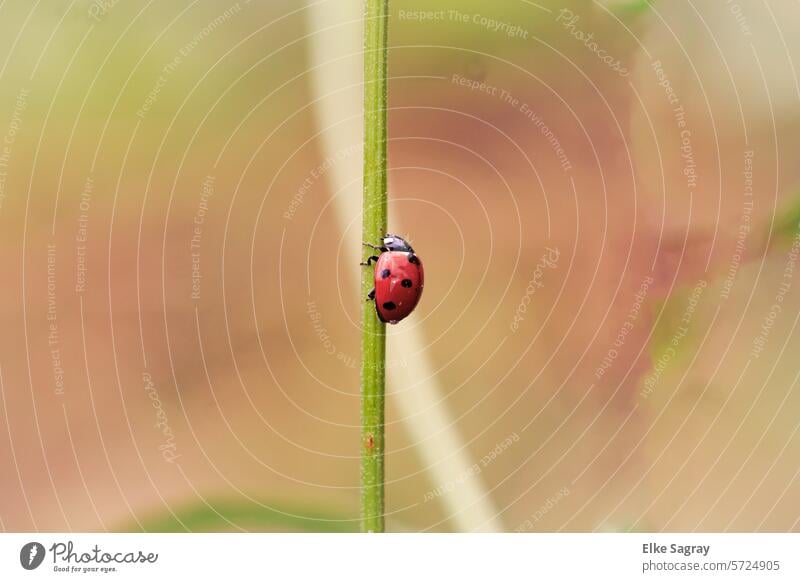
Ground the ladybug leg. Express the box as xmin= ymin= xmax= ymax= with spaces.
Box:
xmin=362 ymin=242 xmax=388 ymax=252
xmin=367 ymin=288 xmax=376 ymax=301
xmin=360 ymin=255 xmax=379 ymax=267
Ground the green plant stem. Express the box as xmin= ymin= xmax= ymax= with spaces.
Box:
xmin=360 ymin=0 xmax=389 ymax=533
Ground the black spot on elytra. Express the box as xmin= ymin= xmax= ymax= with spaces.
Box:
xmin=380 ymin=269 xmax=391 ymax=279
xmin=408 ymin=254 xmax=420 ymax=265
xmin=401 ymin=279 xmax=413 ymax=288
xmin=382 ymin=301 xmax=397 ymax=311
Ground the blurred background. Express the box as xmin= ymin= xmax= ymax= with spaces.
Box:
xmin=1 ymin=0 xmax=800 ymax=532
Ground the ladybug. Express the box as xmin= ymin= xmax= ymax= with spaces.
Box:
xmin=362 ymin=234 xmax=424 ymax=324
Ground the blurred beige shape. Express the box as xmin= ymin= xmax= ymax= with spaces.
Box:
xmin=305 ymin=0 xmax=501 ymax=531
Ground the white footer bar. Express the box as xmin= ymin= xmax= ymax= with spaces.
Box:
xmin=1 ymin=533 xmax=797 ymax=581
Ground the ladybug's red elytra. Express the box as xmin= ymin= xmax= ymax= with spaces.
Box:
xmin=362 ymin=234 xmax=424 ymax=324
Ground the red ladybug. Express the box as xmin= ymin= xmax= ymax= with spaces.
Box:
xmin=362 ymin=234 xmax=424 ymax=324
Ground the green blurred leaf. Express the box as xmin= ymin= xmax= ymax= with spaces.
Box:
xmin=606 ymin=0 xmax=651 ymax=16
xmin=125 ymin=499 xmax=357 ymax=533
xmin=647 ymin=285 xmax=703 ymax=373
xmin=770 ymin=192 xmax=800 ymax=248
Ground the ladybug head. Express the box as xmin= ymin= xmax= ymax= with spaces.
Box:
xmin=382 ymin=234 xmax=414 ymax=253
